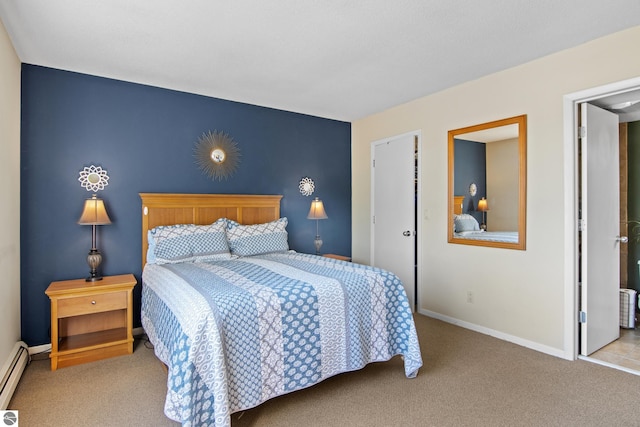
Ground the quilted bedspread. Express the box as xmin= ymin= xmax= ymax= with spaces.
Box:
xmin=141 ymin=251 xmax=422 ymax=427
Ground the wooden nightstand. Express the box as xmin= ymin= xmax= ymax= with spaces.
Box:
xmin=45 ymin=274 xmax=137 ymax=371
xmin=323 ymin=254 xmax=351 ymax=262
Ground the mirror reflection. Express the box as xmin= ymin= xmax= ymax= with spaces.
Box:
xmin=448 ymin=115 xmax=527 ymax=250
xmin=87 ymin=173 xmax=101 ymax=184
xmin=211 ymin=148 xmax=226 ymax=163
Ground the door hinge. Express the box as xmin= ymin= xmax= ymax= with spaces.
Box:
xmin=578 ymin=218 xmax=585 ymax=232
xmin=578 ymin=126 xmax=586 ymax=138
xmin=579 ymin=311 xmax=587 ymax=323
xmin=372 ymin=215 xmax=375 ymax=224
xmin=372 ymin=159 xmax=375 ymax=168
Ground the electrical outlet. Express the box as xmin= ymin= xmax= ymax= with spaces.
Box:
xmin=467 ymin=291 xmax=473 ymax=303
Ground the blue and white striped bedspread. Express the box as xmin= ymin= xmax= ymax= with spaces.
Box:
xmin=454 ymin=230 xmax=518 ymax=243
xmin=141 ymin=251 xmax=422 ymax=427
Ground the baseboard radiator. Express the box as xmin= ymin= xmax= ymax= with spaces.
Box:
xmin=0 ymin=341 xmax=29 ymax=410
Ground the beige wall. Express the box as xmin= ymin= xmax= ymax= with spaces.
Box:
xmin=352 ymin=26 xmax=640 ymax=356
xmin=486 ymin=137 xmax=518 ymax=231
xmin=0 ymin=18 xmax=22 ymax=362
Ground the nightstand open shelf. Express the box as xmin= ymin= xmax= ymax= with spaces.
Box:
xmin=58 ymin=327 xmax=128 ymax=353
xmin=46 ymin=274 xmax=137 ymax=370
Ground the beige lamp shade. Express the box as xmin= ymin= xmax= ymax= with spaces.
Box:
xmin=78 ymin=195 xmax=112 ymax=225
xmin=477 ymin=197 xmax=489 ymax=212
xmin=307 ymin=197 xmax=328 ymax=220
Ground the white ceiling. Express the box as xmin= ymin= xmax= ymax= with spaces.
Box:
xmin=1 ymin=1 xmax=640 ymax=122
xmin=592 ymin=89 xmax=640 ymax=123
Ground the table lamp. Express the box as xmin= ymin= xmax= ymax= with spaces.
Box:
xmin=307 ymin=197 xmax=328 ymax=255
xmin=78 ymin=194 xmax=112 ymax=281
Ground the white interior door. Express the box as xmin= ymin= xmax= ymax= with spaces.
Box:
xmin=372 ymin=134 xmax=416 ymax=309
xmin=580 ymin=102 xmax=620 ymax=356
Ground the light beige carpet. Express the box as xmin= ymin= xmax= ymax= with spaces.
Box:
xmin=10 ymin=315 xmax=640 ymax=426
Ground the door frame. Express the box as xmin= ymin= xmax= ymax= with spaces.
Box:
xmin=370 ymin=129 xmax=422 ymax=309
xmin=563 ymin=76 xmax=640 ymax=360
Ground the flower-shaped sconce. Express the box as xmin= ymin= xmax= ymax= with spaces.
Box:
xmin=299 ymin=177 xmax=315 ymax=196
xmin=469 ymin=182 xmax=477 ymax=197
xmin=78 ymin=165 xmax=109 ymax=192
xmin=194 ymin=130 xmax=241 ymax=181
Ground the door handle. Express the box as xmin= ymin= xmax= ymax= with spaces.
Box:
xmin=403 ymin=230 xmax=411 ymax=236
xmin=616 ymin=236 xmax=629 ymax=243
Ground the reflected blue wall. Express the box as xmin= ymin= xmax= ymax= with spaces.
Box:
xmin=454 ymin=138 xmax=486 ymax=225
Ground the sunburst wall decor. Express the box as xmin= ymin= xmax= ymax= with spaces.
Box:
xmin=194 ymin=130 xmax=241 ymax=181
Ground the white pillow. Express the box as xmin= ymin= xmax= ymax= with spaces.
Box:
xmin=454 ymin=214 xmax=480 ymax=232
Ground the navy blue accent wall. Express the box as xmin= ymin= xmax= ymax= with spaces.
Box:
xmin=453 ymin=139 xmax=486 ymax=225
xmin=20 ymin=65 xmax=352 ymax=346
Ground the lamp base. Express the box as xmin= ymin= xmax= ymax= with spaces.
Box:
xmin=314 ymin=235 xmax=323 ymax=256
xmin=86 ymin=249 xmax=104 ymax=282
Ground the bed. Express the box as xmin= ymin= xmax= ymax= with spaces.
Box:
xmin=452 ymin=196 xmax=518 ymax=243
xmin=139 ymin=193 xmax=423 ymax=427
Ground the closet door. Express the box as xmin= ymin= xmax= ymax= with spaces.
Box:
xmin=371 ymin=133 xmax=416 ymax=309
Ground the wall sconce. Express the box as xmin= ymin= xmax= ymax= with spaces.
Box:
xmin=307 ymin=197 xmax=328 ymax=255
xmin=477 ymin=197 xmax=489 ymax=231
xmin=469 ymin=183 xmax=477 ymax=197
xmin=78 ymin=195 xmax=112 ymax=281
xmin=299 ymin=177 xmax=315 ymax=196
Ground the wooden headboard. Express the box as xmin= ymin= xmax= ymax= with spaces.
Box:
xmin=453 ymin=195 xmax=464 ymax=215
xmin=140 ymin=193 xmax=283 ymax=268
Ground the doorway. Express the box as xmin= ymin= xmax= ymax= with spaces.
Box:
xmin=585 ymin=114 xmax=640 ymax=372
xmin=564 ymin=77 xmax=640 ymax=372
xmin=370 ymin=131 xmax=420 ymax=310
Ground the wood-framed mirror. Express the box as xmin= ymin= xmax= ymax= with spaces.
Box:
xmin=448 ymin=114 xmax=527 ymax=250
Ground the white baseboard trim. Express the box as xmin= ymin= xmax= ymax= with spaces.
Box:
xmin=28 ymin=343 xmax=51 ymax=356
xmin=578 ymin=355 xmax=640 ymax=376
xmin=418 ymin=308 xmax=568 ymax=360
xmin=133 ymin=327 xmax=145 ymax=337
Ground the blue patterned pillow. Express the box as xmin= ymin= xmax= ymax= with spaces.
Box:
xmin=454 ymin=214 xmax=480 ymax=232
xmin=192 ymin=219 xmax=233 ymax=262
xmin=147 ymin=219 xmax=231 ymax=264
xmin=225 ymin=218 xmax=240 ymax=229
xmin=226 ymin=217 xmax=289 ymax=256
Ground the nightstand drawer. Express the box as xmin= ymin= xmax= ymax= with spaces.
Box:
xmin=57 ymin=291 xmax=127 ymax=318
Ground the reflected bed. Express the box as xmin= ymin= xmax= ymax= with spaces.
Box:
xmin=454 ymin=230 xmax=518 ymax=243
